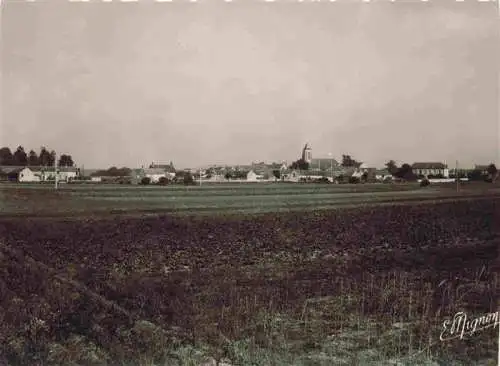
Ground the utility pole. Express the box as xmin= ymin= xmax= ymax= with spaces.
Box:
xmin=55 ymin=153 xmax=58 ymax=190
xmin=456 ymin=160 xmax=459 ymax=192
xmin=199 ymin=168 xmax=202 ymax=186
xmin=329 ymin=153 xmax=333 ymax=183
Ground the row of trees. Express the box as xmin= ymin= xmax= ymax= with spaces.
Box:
xmin=90 ymin=167 xmax=132 ymax=177
xmin=0 ymin=146 xmax=74 ymax=167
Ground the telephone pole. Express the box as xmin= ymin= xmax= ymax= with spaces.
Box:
xmin=55 ymin=153 xmax=58 ymax=190
xmin=328 ymin=153 xmax=333 ymax=183
xmin=455 ymin=160 xmax=459 ymax=192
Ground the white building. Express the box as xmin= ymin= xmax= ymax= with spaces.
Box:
xmin=375 ymin=169 xmax=392 ymax=181
xmin=58 ymin=169 xmax=78 ymax=182
xmin=411 ymin=162 xmax=449 ymax=178
xmin=18 ymin=168 xmax=41 ymax=182
xmin=143 ymin=168 xmax=167 ymax=183
xmin=246 ymin=170 xmax=265 ymax=182
xmin=282 ymin=170 xmax=301 ymax=182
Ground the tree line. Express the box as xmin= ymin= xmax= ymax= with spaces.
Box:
xmin=0 ymin=146 xmax=75 ymax=167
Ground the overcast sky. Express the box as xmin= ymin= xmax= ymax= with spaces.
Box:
xmin=1 ymin=1 xmax=498 ymax=169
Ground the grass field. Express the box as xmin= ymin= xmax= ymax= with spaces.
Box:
xmin=1 ymin=181 xmax=499 ymax=217
xmin=0 ymin=182 xmax=499 ymax=365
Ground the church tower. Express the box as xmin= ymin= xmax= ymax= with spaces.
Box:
xmin=302 ymin=143 xmax=312 ymax=164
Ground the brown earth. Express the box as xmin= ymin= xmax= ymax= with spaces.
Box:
xmin=0 ymin=198 xmax=499 ymax=365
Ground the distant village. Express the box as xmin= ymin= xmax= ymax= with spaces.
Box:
xmin=0 ymin=144 xmax=497 ymax=185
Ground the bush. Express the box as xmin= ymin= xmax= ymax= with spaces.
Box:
xmin=349 ymin=176 xmax=360 ymax=184
xmin=314 ymin=177 xmax=330 ymax=184
xmin=183 ymin=173 xmax=195 ymax=185
xmin=467 ymin=170 xmax=484 ymax=181
xmin=420 ymin=179 xmax=430 ymax=187
xmin=158 ymin=177 xmax=169 ymax=185
xmin=335 ymin=175 xmax=348 ymax=184
xmin=140 ymin=177 xmax=151 ymax=185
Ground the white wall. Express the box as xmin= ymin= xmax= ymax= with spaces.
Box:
xmin=146 ymin=173 xmax=166 ymax=183
xmin=247 ymin=171 xmax=258 ymax=182
xmin=18 ymin=168 xmax=41 ymax=182
xmin=59 ymin=171 xmax=78 ymax=181
xmin=418 ymin=178 xmax=469 ymax=183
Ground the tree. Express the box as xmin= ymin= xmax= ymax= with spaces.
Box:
xmin=39 ymin=147 xmax=51 ymax=166
xmin=394 ymin=163 xmax=417 ymax=181
xmin=184 ymin=172 xmax=194 ymax=185
xmin=467 ymin=170 xmax=483 ymax=181
xmin=58 ymin=154 xmax=74 ymax=167
xmin=341 ymin=155 xmax=362 ymax=168
xmin=487 ymin=164 xmax=497 ymax=179
xmin=272 ymin=170 xmax=281 ymax=181
xmin=290 ymin=158 xmax=309 ymax=171
xmin=12 ymin=146 xmax=28 ymax=166
xmin=420 ymin=178 xmax=430 ymax=187
xmin=48 ymin=150 xmax=56 ymax=167
xmin=298 ymin=159 xmax=309 ymax=170
xmin=0 ymin=147 xmax=14 ymax=165
xmin=91 ymin=167 xmax=131 ymax=177
xmin=158 ymin=176 xmax=169 ymax=185
xmin=385 ymin=160 xmax=398 ymax=175
xmin=28 ymin=150 xmax=39 ymax=166
xmin=224 ymin=172 xmax=232 ymax=181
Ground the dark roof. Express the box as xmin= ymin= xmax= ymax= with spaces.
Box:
xmin=150 ymin=164 xmax=176 ymax=172
xmin=0 ymin=166 xmax=24 ymax=174
xmin=310 ymin=158 xmax=339 ymax=165
xmin=412 ymin=162 xmax=447 ymax=169
xmin=30 ymin=166 xmax=78 ymax=172
xmin=144 ymin=168 xmax=166 ymax=175
xmin=5 ymin=167 xmax=24 ymax=174
xmin=474 ymin=164 xmax=490 ymax=170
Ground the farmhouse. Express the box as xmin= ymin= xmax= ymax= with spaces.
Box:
xmin=299 ymin=170 xmax=327 ymax=180
xmin=143 ymin=168 xmax=167 ymax=183
xmin=149 ymin=162 xmax=176 ymax=179
xmin=246 ymin=170 xmax=259 ymax=182
xmin=282 ymin=170 xmax=301 ymax=182
xmin=56 ymin=167 xmax=79 ymax=182
xmin=18 ymin=167 xmax=41 ymax=182
xmin=0 ymin=166 xmax=37 ymax=181
xmin=0 ymin=166 xmax=79 ymax=182
xmin=411 ymin=162 xmax=449 ymax=178
xmin=375 ymin=169 xmax=392 ymax=181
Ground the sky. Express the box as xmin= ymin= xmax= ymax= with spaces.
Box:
xmin=1 ymin=0 xmax=499 ymax=169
